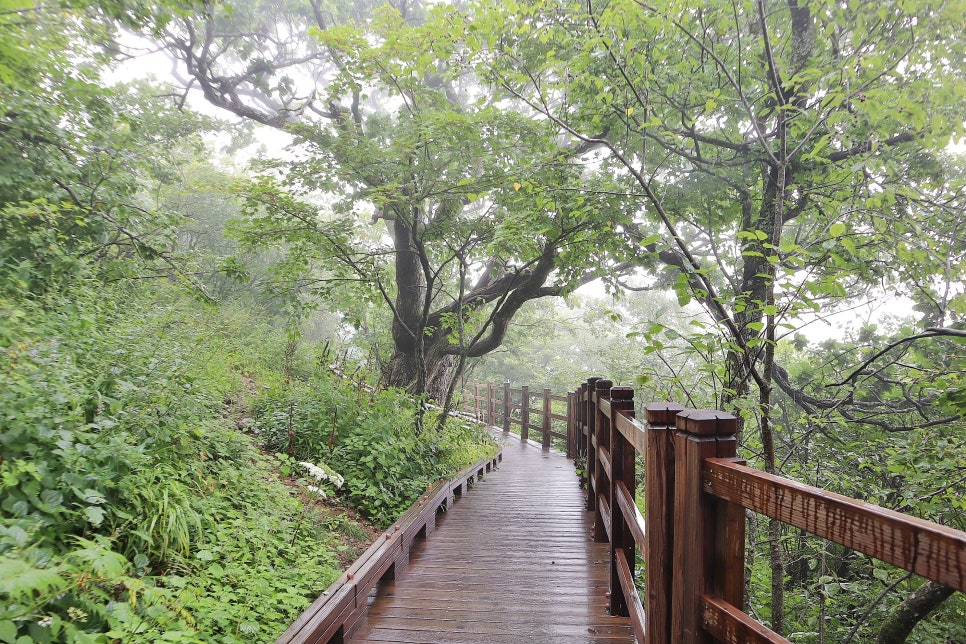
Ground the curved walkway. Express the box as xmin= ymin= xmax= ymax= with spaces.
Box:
xmin=347 ymin=434 xmax=636 ymax=643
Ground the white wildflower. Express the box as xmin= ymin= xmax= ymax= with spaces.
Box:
xmin=305 ymin=485 xmax=327 ymax=499
xmin=67 ymin=606 xmax=88 ymax=621
xmin=299 ymin=461 xmax=344 ymax=489
xmin=38 ymin=616 xmax=54 ymax=628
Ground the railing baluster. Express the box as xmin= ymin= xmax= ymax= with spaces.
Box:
xmin=567 ymin=391 xmax=575 ymax=459
xmin=487 ymin=382 xmax=495 ymax=426
xmin=608 ymin=386 xmax=635 ymax=616
xmin=584 ymin=377 xmax=601 ymax=513
xmin=593 ymin=379 xmax=612 ymax=543
xmin=645 ymin=402 xmax=685 ymax=644
xmin=542 ymin=387 xmax=552 ymax=450
xmin=473 ymin=382 xmax=480 ymax=421
xmin=503 ymin=381 xmax=511 ymax=434
xmin=521 ymin=385 xmax=530 ymax=442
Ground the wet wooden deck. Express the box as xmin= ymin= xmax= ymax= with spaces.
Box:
xmin=346 ymin=435 xmax=637 ymax=643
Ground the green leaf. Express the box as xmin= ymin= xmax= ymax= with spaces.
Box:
xmin=85 ymin=505 xmax=106 ymax=526
xmin=71 ymin=538 xmax=127 ymax=578
xmin=0 ymin=557 xmax=66 ymax=601
xmin=0 ymin=620 xmax=17 ymax=644
xmin=829 ymin=223 xmax=846 ymax=237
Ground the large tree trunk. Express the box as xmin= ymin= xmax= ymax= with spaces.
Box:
xmin=383 ymin=344 xmax=454 ymax=401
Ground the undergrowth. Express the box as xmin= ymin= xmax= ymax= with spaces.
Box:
xmin=0 ymin=278 xmax=493 ymax=642
xmin=251 ymin=380 xmax=494 ymax=527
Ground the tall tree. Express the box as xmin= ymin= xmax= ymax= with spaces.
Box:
xmin=157 ymin=0 xmax=643 ymax=400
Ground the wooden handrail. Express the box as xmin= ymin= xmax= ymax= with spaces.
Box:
xmin=704 ymin=457 xmax=966 ymax=593
xmin=562 ymin=377 xmax=966 ymax=644
xmin=462 ymin=378 xmax=966 ymax=642
xmin=461 ymin=381 xmax=569 ymax=449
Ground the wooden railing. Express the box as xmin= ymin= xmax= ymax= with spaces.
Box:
xmin=461 ymin=381 xmax=574 ymax=453
xmin=464 ymin=379 xmax=966 ymax=640
xmin=276 ymin=452 xmax=502 ymax=643
xmin=567 ymin=376 xmax=966 ymax=644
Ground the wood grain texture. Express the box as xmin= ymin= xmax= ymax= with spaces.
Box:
xmin=615 ymin=481 xmax=646 ymax=551
xmin=615 ymin=549 xmax=646 ymax=643
xmin=614 ymin=413 xmax=647 ymax=456
xmin=704 ymin=458 xmax=966 ymax=592
xmin=701 ymin=596 xmax=791 ymax=644
xmin=347 ymin=438 xmax=635 ymax=644
xmin=671 ymin=432 xmax=719 ymax=644
xmin=644 ymin=418 xmax=676 ymax=644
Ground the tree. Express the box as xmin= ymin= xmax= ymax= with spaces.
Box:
xmin=476 ymin=0 xmax=965 ymax=634
xmin=1 ymin=0 xmax=218 ymax=297
xmin=156 ymin=0 xmax=643 ymax=401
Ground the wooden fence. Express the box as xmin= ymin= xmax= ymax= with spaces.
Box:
xmin=467 ymin=378 xmax=966 ymax=643
xmin=461 ymin=381 xmax=573 ymax=453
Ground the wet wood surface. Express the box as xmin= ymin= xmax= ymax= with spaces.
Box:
xmin=347 ymin=436 xmax=636 ymax=643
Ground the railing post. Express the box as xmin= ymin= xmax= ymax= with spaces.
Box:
xmin=576 ymin=384 xmax=586 ymax=460
xmin=503 ymin=381 xmax=511 ymax=434
xmin=542 ymin=388 xmax=552 ymax=450
xmin=645 ymin=402 xmax=685 ymax=643
xmin=592 ymin=379 xmax=612 ymax=542
xmin=567 ymin=391 xmax=575 ymax=459
xmin=671 ymin=409 xmax=741 ymax=643
xmin=575 ymin=384 xmax=587 ymax=487
xmin=473 ymin=382 xmax=480 ymax=421
xmin=584 ymin=377 xmax=602 ymax=512
xmin=520 ymin=385 xmax=530 ymax=442
xmin=487 ymin=382 xmax=495 ymax=426
xmin=608 ymin=386 xmax=635 ymax=617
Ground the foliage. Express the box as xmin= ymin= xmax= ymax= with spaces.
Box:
xmin=0 ymin=277 xmax=351 ymax=642
xmin=251 ymin=377 xmax=494 ymax=526
xmin=156 ymin=0 xmax=650 ymax=398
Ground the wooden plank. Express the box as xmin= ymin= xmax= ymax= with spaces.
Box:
xmin=615 ymin=481 xmax=646 ymax=549
xmin=599 ymin=397 xmax=612 ymax=419
xmin=347 ymin=437 xmax=634 ymax=643
xmin=615 ymin=413 xmax=647 ymax=455
xmin=592 ymin=380 xmax=612 ymax=541
xmin=704 ymin=458 xmax=966 ymax=592
xmin=616 ymin=549 xmax=646 ymax=644
xmin=598 ymin=445 xmax=612 ymax=481
xmin=599 ymin=493 xmax=612 ymax=543
xmin=279 ymin=453 xmax=500 ymax=644
xmin=354 ymin=533 xmax=401 ymax=600
xmin=714 ymin=494 xmax=746 ymax=609
xmin=278 ymin=584 xmax=354 ymax=644
xmin=701 ymin=596 xmax=791 ymax=644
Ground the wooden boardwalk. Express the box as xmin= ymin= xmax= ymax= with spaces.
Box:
xmin=347 ymin=436 xmax=637 ymax=643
